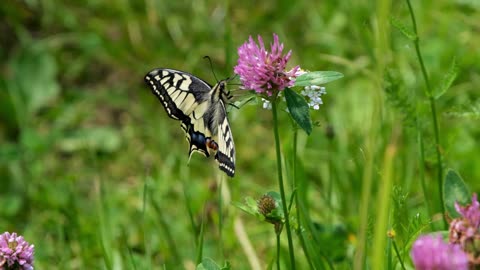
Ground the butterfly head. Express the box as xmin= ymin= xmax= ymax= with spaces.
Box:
xmin=217 ymin=79 xmax=233 ymax=103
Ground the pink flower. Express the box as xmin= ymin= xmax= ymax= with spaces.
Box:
xmin=455 ymin=194 xmax=480 ymax=229
xmin=411 ymin=234 xmax=469 ymax=270
xmin=0 ymin=232 xmax=34 ymax=270
xmin=234 ymin=33 xmax=299 ymax=96
xmin=449 ymin=194 xmax=480 ymax=265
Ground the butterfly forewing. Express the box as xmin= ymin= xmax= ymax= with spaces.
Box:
xmin=145 ymin=69 xmax=211 ymax=120
xmin=144 ymin=68 xmax=236 ymax=177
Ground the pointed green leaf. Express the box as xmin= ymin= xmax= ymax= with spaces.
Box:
xmin=232 ymin=197 xmax=257 ymax=214
xmin=231 ymin=197 xmax=264 ymax=220
xmin=294 ymin=71 xmax=343 ymax=87
xmin=390 ymin=17 xmax=417 ymax=41
xmin=265 ymin=191 xmax=282 ymax=203
xmin=221 ymin=261 xmax=231 ymax=270
xmin=284 ymin=88 xmax=312 ymax=135
xmin=444 ymin=169 xmax=470 ymax=218
xmin=433 ymin=58 xmax=458 ymax=99
xmin=197 ymin=258 xmax=221 ymax=270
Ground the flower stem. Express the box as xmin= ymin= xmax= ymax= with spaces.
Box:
xmin=416 ymin=118 xmax=434 ymax=230
xmin=271 ymin=99 xmax=296 ymax=270
xmin=405 ymin=0 xmax=445 ymax=227
xmin=392 ymin=239 xmax=406 ymax=270
xmin=276 ymin=233 xmax=281 ymax=270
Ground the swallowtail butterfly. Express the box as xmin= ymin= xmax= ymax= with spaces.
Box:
xmin=144 ymin=68 xmax=235 ymax=177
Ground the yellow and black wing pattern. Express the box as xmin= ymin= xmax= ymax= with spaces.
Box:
xmin=144 ymin=68 xmax=235 ymax=177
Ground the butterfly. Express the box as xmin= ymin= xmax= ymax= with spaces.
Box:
xmin=144 ymin=68 xmax=235 ymax=177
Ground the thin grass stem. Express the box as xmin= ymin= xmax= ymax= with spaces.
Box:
xmin=196 ymin=207 xmax=206 ymax=265
xmin=405 ymin=0 xmax=445 ymax=226
xmin=276 ymin=233 xmax=281 ymax=270
xmin=218 ymin=175 xmax=224 ymax=259
xmin=392 ymin=239 xmax=407 ymax=270
xmin=416 ymin=118 xmax=434 ymax=230
xmin=151 ymin=197 xmax=182 ymax=265
xmin=271 ymin=99 xmax=296 ymax=270
xmin=291 ymin=128 xmax=316 ymax=269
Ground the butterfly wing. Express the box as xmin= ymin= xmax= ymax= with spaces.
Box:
xmin=145 ymin=68 xmax=213 ymax=157
xmin=145 ymin=68 xmax=236 ymax=177
xmin=214 ymin=100 xmax=236 ymax=177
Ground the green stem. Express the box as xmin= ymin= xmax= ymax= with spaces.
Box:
xmin=276 ymin=233 xmax=281 ymax=270
xmin=271 ymin=99 xmax=296 ymax=270
xmin=195 ymin=207 xmax=206 ymax=265
xmin=218 ymin=176 xmax=224 ymax=259
xmin=292 ymin=128 xmax=298 ymax=191
xmin=292 ymin=129 xmax=316 ymax=270
xmin=405 ymin=0 xmax=445 ymax=226
xmin=392 ymin=239 xmax=406 ymax=270
xmin=416 ymin=118 xmax=434 ymax=230
xmin=151 ymin=198 xmax=182 ymax=265
xmin=182 ymin=182 xmax=198 ymax=248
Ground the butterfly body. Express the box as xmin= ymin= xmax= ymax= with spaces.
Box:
xmin=144 ymin=68 xmax=235 ymax=177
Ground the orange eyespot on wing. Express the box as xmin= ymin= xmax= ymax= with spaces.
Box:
xmin=206 ymin=138 xmax=219 ymax=151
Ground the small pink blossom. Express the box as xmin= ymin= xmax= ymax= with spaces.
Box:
xmin=234 ymin=33 xmax=299 ymax=96
xmin=449 ymin=194 xmax=480 ymax=265
xmin=411 ymin=234 xmax=469 ymax=270
xmin=455 ymin=194 xmax=480 ymax=229
xmin=0 ymin=232 xmax=34 ymax=270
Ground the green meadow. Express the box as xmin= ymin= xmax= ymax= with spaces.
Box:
xmin=1 ymin=0 xmax=479 ymax=269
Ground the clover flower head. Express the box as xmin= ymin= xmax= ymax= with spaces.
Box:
xmin=257 ymin=194 xmax=278 ymax=217
xmin=234 ymin=33 xmax=299 ymax=96
xmin=455 ymin=194 xmax=480 ymax=229
xmin=411 ymin=234 xmax=469 ymax=270
xmin=449 ymin=194 xmax=480 ymax=265
xmin=0 ymin=232 xmax=34 ymax=270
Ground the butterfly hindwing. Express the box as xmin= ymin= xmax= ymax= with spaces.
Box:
xmin=186 ymin=127 xmax=210 ymax=158
xmin=144 ymin=68 xmax=236 ymax=177
xmin=215 ymin=100 xmax=235 ymax=177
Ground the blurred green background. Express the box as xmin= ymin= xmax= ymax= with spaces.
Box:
xmin=1 ymin=0 xmax=479 ymax=269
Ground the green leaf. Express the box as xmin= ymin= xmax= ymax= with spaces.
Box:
xmin=232 ymin=197 xmax=264 ymax=220
xmin=284 ymin=88 xmax=312 ymax=135
xmin=433 ymin=58 xmax=458 ymax=99
xmin=294 ymin=71 xmax=344 ymax=87
xmin=197 ymin=258 xmax=231 ymax=270
xmin=232 ymin=197 xmax=257 ymax=214
xmin=197 ymin=258 xmax=221 ymax=270
xmin=311 ymin=222 xmax=351 ymax=262
xmin=58 ymin=127 xmax=122 ymax=153
xmin=265 ymin=191 xmax=282 ymax=204
xmin=390 ymin=17 xmax=417 ymax=41
xmin=9 ymin=43 xmax=60 ymax=114
xmin=444 ymin=169 xmax=471 ymax=218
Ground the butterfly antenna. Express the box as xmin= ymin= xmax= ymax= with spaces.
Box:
xmin=229 ymin=103 xmax=240 ymax=110
xmin=203 ymin=56 xmax=219 ymax=82
xmin=228 ymin=74 xmax=238 ymax=82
